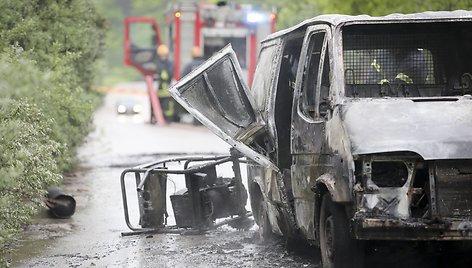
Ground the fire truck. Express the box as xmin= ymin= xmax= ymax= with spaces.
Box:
xmin=164 ymin=1 xmax=276 ymax=83
xmin=124 ymin=1 xmax=276 ymax=124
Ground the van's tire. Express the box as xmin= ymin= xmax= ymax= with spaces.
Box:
xmin=258 ymin=201 xmax=273 ymax=241
xmin=319 ymin=194 xmax=364 ymax=268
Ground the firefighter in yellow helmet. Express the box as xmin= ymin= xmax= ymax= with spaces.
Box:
xmin=151 ymin=44 xmax=175 ymax=124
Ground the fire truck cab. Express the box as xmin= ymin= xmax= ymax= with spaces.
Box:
xmin=165 ymin=1 xmax=276 ymax=83
xmin=123 ymin=1 xmax=275 ymax=124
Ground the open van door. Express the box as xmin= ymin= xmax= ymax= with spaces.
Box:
xmin=169 ymin=45 xmax=279 ymax=172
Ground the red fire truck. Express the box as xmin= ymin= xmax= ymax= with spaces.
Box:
xmin=124 ymin=1 xmax=276 ymax=124
xmin=164 ymin=1 xmax=276 ymax=84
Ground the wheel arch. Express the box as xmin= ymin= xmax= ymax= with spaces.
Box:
xmin=312 ymin=173 xmax=352 ymax=242
xmin=313 ymin=173 xmax=351 ymax=203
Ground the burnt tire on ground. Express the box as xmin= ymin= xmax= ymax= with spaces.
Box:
xmin=319 ymin=194 xmax=364 ymax=268
xmin=227 ymin=216 xmax=254 ymax=231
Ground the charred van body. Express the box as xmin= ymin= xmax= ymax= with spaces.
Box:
xmin=170 ymin=11 xmax=472 ymax=268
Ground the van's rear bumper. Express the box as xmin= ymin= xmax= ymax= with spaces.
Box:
xmin=352 ymin=217 xmax=472 ymax=240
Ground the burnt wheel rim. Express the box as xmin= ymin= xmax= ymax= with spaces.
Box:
xmin=324 ymin=215 xmax=335 ymax=260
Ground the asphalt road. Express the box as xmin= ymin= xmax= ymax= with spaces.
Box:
xmin=8 ymin=83 xmax=319 ymax=268
xmin=9 ymin=82 xmax=472 ymax=268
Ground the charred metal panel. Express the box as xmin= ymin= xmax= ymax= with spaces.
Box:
xmin=316 ymin=173 xmax=351 ymax=203
xmin=170 ymin=189 xmax=193 ymax=228
xmin=352 ymin=156 xmax=472 ymax=240
xmin=360 ymin=188 xmax=411 ymax=219
xmin=138 ymin=173 xmax=167 ymax=228
xmin=292 ymin=156 xmax=321 ymax=198
xmin=247 ymin=161 xmax=298 ymax=237
xmin=268 ymin=169 xmax=282 ymax=202
xmin=325 ymin=107 xmax=357 ymax=192
xmin=293 ymin=199 xmax=316 ymax=239
xmin=435 ymin=160 xmax=472 ymax=218
xmin=291 ymin=153 xmax=351 ymax=239
xmin=326 ymin=107 xmax=355 ymax=165
xmin=169 ymin=45 xmax=279 ymax=172
xmin=251 ymin=39 xmax=282 ymax=121
xmin=353 ymin=217 xmax=472 ymax=240
xmin=343 ymin=98 xmax=472 ymax=160
xmin=248 ymin=165 xmax=284 ymax=204
xmin=246 ymin=162 xmax=265 ymax=192
xmin=291 ymin=155 xmax=318 ymax=240
xmin=291 ymin=118 xmax=325 ymax=154
xmin=355 ymin=156 xmax=416 ymax=219
xmin=174 ymin=53 xmax=256 ymax=138
xmin=291 ymin=155 xmax=348 ymax=201
xmin=267 ymin=202 xmax=284 ymax=236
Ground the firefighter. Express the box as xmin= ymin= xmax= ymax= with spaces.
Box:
xmin=151 ymin=44 xmax=176 ymax=124
xmin=181 ymin=46 xmax=206 ymax=77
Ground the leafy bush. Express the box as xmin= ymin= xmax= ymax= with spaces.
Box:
xmin=0 ymin=99 xmax=61 ymax=255
xmin=0 ymin=0 xmax=106 ymax=264
xmin=0 ymin=0 xmax=106 ymax=89
xmin=0 ymin=48 xmax=99 ymax=170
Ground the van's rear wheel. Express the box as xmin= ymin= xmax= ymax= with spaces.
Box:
xmin=319 ymin=194 xmax=364 ymax=268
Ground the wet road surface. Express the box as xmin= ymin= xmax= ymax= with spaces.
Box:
xmin=8 ymin=83 xmax=320 ymax=268
xmin=9 ymin=83 xmax=472 ymax=267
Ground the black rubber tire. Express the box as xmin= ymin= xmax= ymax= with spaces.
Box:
xmin=228 ymin=216 xmax=254 ymax=231
xmin=319 ymin=194 xmax=364 ymax=268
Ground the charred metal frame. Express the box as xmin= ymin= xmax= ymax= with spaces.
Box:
xmin=353 ymin=155 xmax=472 ymax=240
xmin=120 ymin=149 xmax=251 ymax=236
xmin=428 ymin=164 xmax=438 ymax=217
xmin=164 ymin=11 xmax=472 ymax=248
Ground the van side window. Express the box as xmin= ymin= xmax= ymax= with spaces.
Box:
xmin=300 ymin=31 xmax=330 ymax=120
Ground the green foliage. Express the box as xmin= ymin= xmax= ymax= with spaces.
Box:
xmin=0 ymin=99 xmax=63 ymax=264
xmin=0 ymin=99 xmax=62 ymax=248
xmin=0 ymin=0 xmax=107 ymax=89
xmin=0 ymin=49 xmax=98 ymax=171
xmin=274 ymin=0 xmax=323 ymax=30
xmin=0 ymin=0 xmax=106 ymax=264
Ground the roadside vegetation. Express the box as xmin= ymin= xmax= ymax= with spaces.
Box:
xmin=1 ymin=0 xmax=470 ymax=265
xmin=0 ymin=0 xmax=106 ymax=265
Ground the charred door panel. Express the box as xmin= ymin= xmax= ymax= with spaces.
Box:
xmin=290 ymin=25 xmax=333 ymax=239
xmin=174 ymin=50 xmax=257 ymax=137
xmin=169 ymin=45 xmax=278 ymax=171
xmin=435 ymin=160 xmax=472 ymax=218
xmin=291 ymin=155 xmax=319 ymax=240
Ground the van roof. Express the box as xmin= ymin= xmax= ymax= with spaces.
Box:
xmin=263 ymin=10 xmax=472 ymax=42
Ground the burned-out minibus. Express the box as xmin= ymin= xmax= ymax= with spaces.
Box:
xmin=169 ymin=11 xmax=472 ymax=267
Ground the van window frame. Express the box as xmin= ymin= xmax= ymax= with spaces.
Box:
xmin=251 ymin=40 xmax=281 ymax=118
xmin=296 ymin=24 xmax=332 ymax=123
